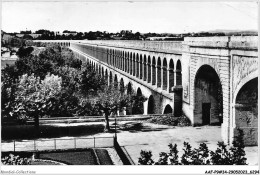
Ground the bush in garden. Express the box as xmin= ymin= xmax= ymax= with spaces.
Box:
xmin=1 ymin=154 xmax=31 ymax=165
xmin=147 ymin=115 xmax=191 ymax=126
xmin=138 ymin=129 xmax=247 ymax=165
xmin=138 ymin=150 xmax=154 ymax=165
xmin=210 ymin=129 xmax=247 ymax=165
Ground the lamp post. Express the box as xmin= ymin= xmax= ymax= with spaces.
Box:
xmin=115 ymin=114 xmax=117 ymax=139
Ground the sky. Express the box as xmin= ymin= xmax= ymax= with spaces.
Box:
xmin=1 ymin=1 xmax=258 ymax=34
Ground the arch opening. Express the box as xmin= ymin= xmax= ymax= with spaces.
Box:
xmin=132 ymin=88 xmax=144 ymax=114
xmin=109 ymin=71 xmax=113 ymax=86
xmin=126 ymin=82 xmax=133 ymax=115
xmin=194 ymin=65 xmax=223 ymax=125
xmin=169 ymin=59 xmax=174 ymax=89
xmin=143 ymin=55 xmax=147 ymax=81
xmin=163 ymin=58 xmax=167 ymax=90
xmin=133 ymin=53 xmax=136 ymax=76
xmin=176 ymin=60 xmax=182 ymax=85
xmin=152 ymin=57 xmax=156 ymax=85
xmin=235 ymin=78 xmax=258 ymax=146
xmin=105 ymin=69 xmax=108 ymax=84
xmin=114 ymin=74 xmax=118 ymax=89
xmin=140 ymin=55 xmax=143 ymax=79
xmin=157 ymin=57 xmax=162 ymax=88
xmin=120 ymin=78 xmax=125 ymax=94
xmin=164 ymin=104 xmax=173 ymax=114
xmin=136 ymin=54 xmax=139 ymax=78
xmin=147 ymin=95 xmax=155 ymax=114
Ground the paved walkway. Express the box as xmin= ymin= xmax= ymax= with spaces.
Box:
xmin=94 ymin=122 xmax=258 ymax=165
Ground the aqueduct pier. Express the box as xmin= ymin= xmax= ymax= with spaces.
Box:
xmin=34 ymin=36 xmax=258 ymax=146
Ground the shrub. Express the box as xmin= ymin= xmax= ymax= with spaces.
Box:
xmin=138 ymin=150 xmax=154 ymax=165
xmin=138 ymin=129 xmax=247 ymax=165
xmin=147 ymin=115 xmax=191 ymax=127
xmin=1 ymin=154 xmax=31 ymax=165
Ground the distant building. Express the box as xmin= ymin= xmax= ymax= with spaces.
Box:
xmin=63 ymin=31 xmax=77 ymax=36
xmin=145 ymin=37 xmax=183 ymax=41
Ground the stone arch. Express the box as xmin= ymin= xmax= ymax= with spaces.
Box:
xmin=194 ymin=65 xmax=223 ymax=125
xmin=152 ymin=56 xmax=156 ymax=85
xmin=169 ymin=59 xmax=174 ymax=89
xmin=148 ymin=56 xmax=151 ymax=83
xmin=114 ymin=74 xmax=118 ymax=89
xmin=126 ymin=82 xmax=133 ymax=115
xmin=113 ymin=49 xmax=115 ymax=66
xmin=108 ymin=49 xmax=111 ymax=65
xmin=99 ymin=64 xmax=101 ymax=75
xmin=127 ymin=82 xmax=133 ymax=95
xmin=120 ymin=78 xmax=125 ymax=94
xmin=147 ymin=95 xmax=155 ymax=114
xmin=163 ymin=58 xmax=168 ymax=90
xmin=117 ymin=50 xmax=122 ymax=69
xmin=130 ymin=52 xmax=133 ymax=75
xmin=101 ymin=67 xmax=104 ymax=78
xmin=140 ymin=54 xmax=143 ymax=79
xmin=157 ymin=57 xmax=162 ymax=88
xmin=115 ymin=50 xmax=118 ymax=68
xmin=176 ymin=60 xmax=182 ymax=85
xmin=143 ymin=55 xmax=147 ymax=81
xmin=136 ymin=53 xmax=139 ymax=78
xmin=109 ymin=71 xmax=113 ymax=86
xmin=132 ymin=88 xmax=144 ymax=114
xmin=122 ymin=51 xmax=125 ymax=71
xmin=105 ymin=69 xmax=108 ymax=84
xmin=125 ymin=52 xmax=128 ymax=73
xmin=96 ymin=63 xmax=98 ymax=73
xmin=164 ymin=104 xmax=173 ymax=114
xmin=133 ymin=53 xmax=136 ymax=76
xmin=234 ymin=77 xmax=258 ymax=146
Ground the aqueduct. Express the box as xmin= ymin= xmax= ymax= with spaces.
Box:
xmin=34 ymin=36 xmax=258 ymax=146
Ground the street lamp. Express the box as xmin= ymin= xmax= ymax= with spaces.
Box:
xmin=115 ymin=113 xmax=117 ymax=139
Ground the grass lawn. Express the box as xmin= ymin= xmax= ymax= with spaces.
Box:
xmin=95 ymin=149 xmax=113 ymax=165
xmin=38 ymin=149 xmax=113 ymax=165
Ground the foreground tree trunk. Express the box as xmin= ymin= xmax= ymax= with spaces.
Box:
xmin=103 ymin=112 xmax=110 ymax=132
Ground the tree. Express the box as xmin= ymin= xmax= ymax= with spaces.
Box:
xmin=91 ymin=85 xmax=130 ymax=131
xmin=92 ymin=84 xmax=147 ymax=131
xmin=16 ymin=46 xmax=34 ymax=58
xmin=1 ymin=65 xmax=20 ymax=120
xmin=79 ymin=63 xmax=106 ymax=96
xmin=13 ymin=74 xmax=62 ymax=134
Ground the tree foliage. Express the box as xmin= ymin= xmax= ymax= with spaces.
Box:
xmin=91 ymin=84 xmax=147 ymax=131
xmin=92 ymin=85 xmax=131 ymax=131
xmin=1 ymin=44 xmax=110 ymax=121
xmin=12 ymin=73 xmax=62 ymax=127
